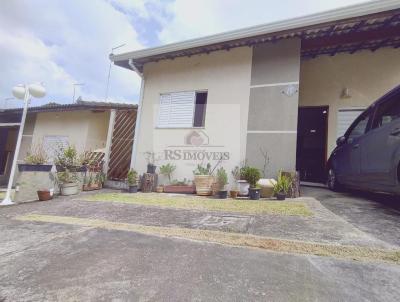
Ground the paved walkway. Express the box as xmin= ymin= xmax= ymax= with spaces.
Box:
xmin=1 ymin=189 xmax=400 ymax=301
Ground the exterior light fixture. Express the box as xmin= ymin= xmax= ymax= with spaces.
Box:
xmin=1 ymin=83 xmax=46 ymax=206
xmin=341 ymin=88 xmax=352 ymax=99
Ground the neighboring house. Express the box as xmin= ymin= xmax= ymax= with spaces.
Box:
xmin=0 ymin=100 xmax=137 ymax=186
xmin=111 ymin=0 xmax=400 ymax=184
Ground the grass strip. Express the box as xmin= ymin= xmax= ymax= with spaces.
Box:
xmin=16 ymin=214 xmax=400 ymax=264
xmin=83 ymin=193 xmax=312 ymax=216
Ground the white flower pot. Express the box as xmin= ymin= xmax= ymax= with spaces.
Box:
xmin=60 ymin=182 xmax=79 ymax=196
xmin=238 ymin=180 xmax=249 ymax=196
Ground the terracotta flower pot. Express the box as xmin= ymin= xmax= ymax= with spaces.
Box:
xmin=194 ymin=175 xmax=214 ymax=196
xmin=37 ymin=190 xmax=52 ymax=201
xmin=229 ymin=190 xmax=239 ymax=199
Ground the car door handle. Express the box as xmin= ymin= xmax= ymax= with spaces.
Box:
xmin=390 ymin=128 xmax=400 ymax=136
xmin=353 ymin=144 xmax=360 ymax=149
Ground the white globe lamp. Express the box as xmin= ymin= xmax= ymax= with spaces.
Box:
xmin=29 ymin=84 xmax=46 ymax=98
xmin=12 ymin=85 xmax=26 ymax=100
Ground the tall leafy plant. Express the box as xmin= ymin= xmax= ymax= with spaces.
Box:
xmin=159 ymin=163 xmax=176 ymax=184
xmin=216 ymin=167 xmax=228 ymax=187
xmin=243 ymin=167 xmax=261 ymax=188
xmin=127 ymin=169 xmax=138 ymax=186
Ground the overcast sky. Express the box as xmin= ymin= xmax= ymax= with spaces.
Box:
xmin=0 ymin=0 xmax=370 ymax=108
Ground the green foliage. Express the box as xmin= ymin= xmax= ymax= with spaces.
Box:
xmin=273 ymin=172 xmax=292 ymax=195
xmin=231 ymin=166 xmax=240 ymax=181
xmin=171 ymin=178 xmax=191 ymax=186
xmin=24 ymin=142 xmax=48 ymax=164
xmin=96 ymin=171 xmax=106 ymax=184
xmin=84 ymin=171 xmax=106 ymax=186
xmin=242 ymin=167 xmax=261 ymax=188
xmin=127 ymin=169 xmax=138 ymax=186
xmin=193 ymin=163 xmax=212 ymax=175
xmin=57 ymin=169 xmax=79 ymax=184
xmin=159 ymin=163 xmax=176 ymax=183
xmin=216 ymin=167 xmax=228 ymax=186
xmin=55 ymin=145 xmax=79 ymax=167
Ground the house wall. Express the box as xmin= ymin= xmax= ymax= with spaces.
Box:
xmin=135 ymin=46 xmax=253 ymax=183
xmin=299 ymin=48 xmax=400 ymax=155
xmin=31 ymin=110 xmax=109 ymax=157
xmin=246 ymin=38 xmax=301 ymax=178
xmin=86 ymin=111 xmax=110 ymax=151
xmin=18 ymin=113 xmax=36 ymax=161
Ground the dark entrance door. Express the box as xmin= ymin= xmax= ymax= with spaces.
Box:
xmin=296 ymin=106 xmax=328 ymax=183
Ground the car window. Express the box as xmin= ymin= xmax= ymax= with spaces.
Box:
xmin=347 ymin=111 xmax=371 ymax=141
xmin=372 ymin=93 xmax=400 ymax=129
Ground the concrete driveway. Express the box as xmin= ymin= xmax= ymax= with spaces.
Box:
xmin=1 ymin=189 xmax=400 ymax=301
xmin=302 ymin=186 xmax=400 ymax=247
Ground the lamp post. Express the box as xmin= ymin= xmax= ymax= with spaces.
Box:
xmin=105 ymin=43 xmax=125 ymax=101
xmin=1 ymin=83 xmax=46 ymax=206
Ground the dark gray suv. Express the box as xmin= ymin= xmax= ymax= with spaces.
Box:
xmin=327 ymin=85 xmax=400 ymax=195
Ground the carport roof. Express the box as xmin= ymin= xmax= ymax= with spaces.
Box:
xmin=111 ymin=0 xmax=400 ymax=73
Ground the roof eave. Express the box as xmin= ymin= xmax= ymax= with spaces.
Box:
xmin=110 ymin=0 xmax=400 ymax=64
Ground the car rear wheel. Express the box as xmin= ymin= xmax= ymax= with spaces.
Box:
xmin=327 ymin=168 xmax=341 ymax=191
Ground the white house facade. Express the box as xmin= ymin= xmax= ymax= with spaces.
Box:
xmin=111 ymin=0 xmax=400 ymax=184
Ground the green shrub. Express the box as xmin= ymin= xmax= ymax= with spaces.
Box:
xmin=159 ymin=163 xmax=176 ymax=183
xmin=231 ymin=166 xmax=240 ymax=181
xmin=25 ymin=142 xmax=48 ymax=165
xmin=193 ymin=163 xmax=212 ymax=175
xmin=57 ymin=169 xmax=79 ymax=184
xmin=243 ymin=167 xmax=261 ymax=188
xmin=273 ymin=173 xmax=292 ymax=195
xmin=55 ymin=145 xmax=79 ymax=167
xmin=127 ymin=169 xmax=138 ymax=186
xmin=216 ymin=167 xmax=228 ymax=187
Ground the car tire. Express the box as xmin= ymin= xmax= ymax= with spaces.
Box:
xmin=327 ymin=168 xmax=342 ymax=192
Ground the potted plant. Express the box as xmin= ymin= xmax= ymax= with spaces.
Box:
xmin=243 ymin=167 xmax=261 ymax=200
xmin=273 ymin=173 xmax=292 ymax=200
xmin=159 ymin=163 xmax=176 ymax=184
xmin=127 ymin=169 xmax=138 ymax=193
xmin=164 ymin=179 xmax=196 ymax=194
xmin=57 ymin=169 xmax=79 ymax=196
xmin=216 ymin=167 xmax=228 ymax=199
xmin=193 ymin=163 xmax=219 ymax=196
xmin=238 ymin=165 xmax=250 ymax=196
xmin=37 ymin=188 xmax=52 ymax=201
xmin=193 ymin=163 xmax=215 ymax=196
xmin=230 ymin=166 xmax=240 ymax=198
xmin=55 ymin=145 xmax=87 ymax=172
xmin=18 ymin=142 xmax=52 ymax=172
xmin=144 ymin=151 xmax=158 ymax=174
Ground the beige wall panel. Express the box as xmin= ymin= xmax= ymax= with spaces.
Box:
xmin=299 ymin=48 xmax=400 ymax=154
xmin=136 ymin=46 xmax=253 ymax=182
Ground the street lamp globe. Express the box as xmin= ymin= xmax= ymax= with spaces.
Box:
xmin=28 ymin=83 xmax=46 ymax=98
xmin=12 ymin=85 xmax=26 ymax=100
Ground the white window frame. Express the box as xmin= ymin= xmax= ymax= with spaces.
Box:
xmin=157 ymin=90 xmax=207 ymax=129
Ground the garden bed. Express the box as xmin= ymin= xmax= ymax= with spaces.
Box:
xmin=84 ymin=192 xmax=312 ymax=216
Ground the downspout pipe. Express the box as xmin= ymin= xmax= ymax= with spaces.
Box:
xmin=128 ymin=59 xmax=144 ymax=169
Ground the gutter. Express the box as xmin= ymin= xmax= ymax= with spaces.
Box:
xmin=110 ymin=0 xmax=400 ymax=62
xmin=128 ymin=59 xmax=144 ymax=169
